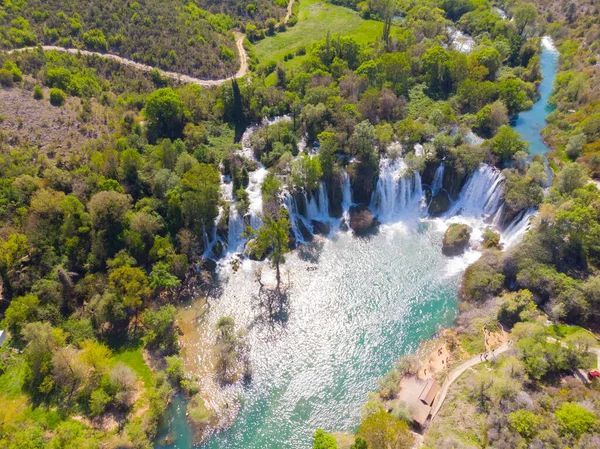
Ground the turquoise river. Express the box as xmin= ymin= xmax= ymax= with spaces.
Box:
xmin=155 ymin=41 xmax=559 ymax=449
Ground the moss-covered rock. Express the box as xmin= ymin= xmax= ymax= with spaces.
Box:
xmin=442 ymin=223 xmax=472 ymax=256
xmin=482 ymin=228 xmax=501 ymax=249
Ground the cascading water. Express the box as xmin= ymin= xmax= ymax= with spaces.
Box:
xmin=220 ymin=177 xmax=245 ymax=253
xmin=370 ymin=158 xmax=424 ymax=222
xmin=304 ymin=182 xmax=330 ymax=223
xmin=246 ymin=167 xmax=268 ymax=231
xmin=430 ymin=163 xmax=445 ymax=196
xmin=341 ymin=170 xmax=352 ymax=225
xmin=282 ymin=191 xmax=308 ymax=244
xmin=500 ymin=208 xmax=536 ymax=248
xmin=157 ymin=39 xmax=561 ymax=449
xmin=447 ymin=164 xmax=504 ymax=220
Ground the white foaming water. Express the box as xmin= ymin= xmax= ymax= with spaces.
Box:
xmin=447 ymin=27 xmax=475 ymax=53
xmin=304 ymin=182 xmax=330 ymax=223
xmin=220 ymin=176 xmax=245 ymax=254
xmin=464 ymin=130 xmax=485 ymax=145
xmin=240 ymin=115 xmax=292 ymax=160
xmin=447 ymin=164 xmax=504 ymax=219
xmin=282 ymin=190 xmax=308 ymax=244
xmin=501 ymin=208 xmax=537 ymax=248
xmin=370 ymin=158 xmax=424 ymax=222
xmin=494 ymin=7 xmax=508 ymax=19
xmin=247 ymin=167 xmax=268 ymax=231
xmin=541 ymin=36 xmax=558 ymax=54
xmin=431 ymin=163 xmax=445 ymax=196
xmin=341 ymin=170 xmax=353 ymax=225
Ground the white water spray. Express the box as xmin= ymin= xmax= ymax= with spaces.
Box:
xmin=447 ymin=164 xmax=504 ymax=220
xmin=370 ymin=158 xmax=424 ymax=222
xmin=431 ymin=163 xmax=445 ymax=196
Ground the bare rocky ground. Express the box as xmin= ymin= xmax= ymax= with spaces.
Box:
xmin=0 ymin=82 xmax=113 ymax=160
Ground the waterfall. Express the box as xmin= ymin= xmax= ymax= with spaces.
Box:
xmin=447 ymin=164 xmax=504 ymax=220
xmin=447 ymin=26 xmax=475 ymax=53
xmin=341 ymin=170 xmax=352 ymax=224
xmin=304 ymin=182 xmax=330 ymax=222
xmin=203 ymin=220 xmax=219 ymax=258
xmin=247 ymin=167 xmax=267 ymax=231
xmin=282 ymin=190 xmax=308 ymax=243
xmin=431 ymin=163 xmax=445 ymax=196
xmin=501 ymin=208 xmax=536 ymax=248
xmin=370 ymin=158 xmax=424 ymax=222
xmin=227 ymin=205 xmax=245 ymax=253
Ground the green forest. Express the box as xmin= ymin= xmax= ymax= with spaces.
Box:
xmin=1 ymin=0 xmax=600 ymax=447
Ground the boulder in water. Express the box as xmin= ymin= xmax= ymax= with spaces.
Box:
xmin=158 ymin=433 xmax=177 ymax=446
xmin=201 ymin=258 xmax=217 ymax=271
xmin=298 ymin=219 xmax=313 ymax=242
xmin=349 ymin=205 xmax=375 ymax=234
xmin=311 ymin=220 xmax=331 ymax=235
xmin=429 ymin=191 xmax=451 ymax=216
xmin=442 ymin=223 xmax=472 ymax=256
xmin=212 ymin=241 xmax=224 ymax=259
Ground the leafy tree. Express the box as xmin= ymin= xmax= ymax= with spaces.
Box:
xmin=358 ymin=410 xmax=413 ymax=449
xmin=556 ymin=162 xmax=588 ymax=195
xmin=33 ymin=85 xmax=43 ymax=100
xmin=566 ymin=133 xmax=586 ymax=160
xmin=149 ymin=262 xmax=181 ymax=292
xmin=489 ymin=125 xmax=529 ymax=163
xmin=291 ymin=154 xmax=323 ymax=191
xmin=165 ymin=355 xmax=185 ymax=385
xmin=5 ymin=294 xmax=39 ymax=340
xmin=350 ymin=437 xmax=368 ymax=449
xmin=498 ymin=290 xmax=536 ymax=327
xmin=514 ymin=2 xmax=538 ymax=36
xmin=313 ymin=429 xmax=338 ymax=449
xmin=421 ymin=45 xmax=452 ymax=98
xmin=508 ymin=409 xmax=543 ymax=442
xmin=554 ymin=403 xmax=596 ymax=439
xmin=180 ymin=163 xmax=221 ymax=237
xmin=109 ymin=266 xmax=151 ymax=322
xmin=249 ymin=208 xmax=291 ymax=290
xmin=498 ymin=78 xmax=530 ymax=115
xmin=471 ymin=47 xmax=502 ymax=81
xmin=142 ymin=305 xmax=178 ymax=353
xmin=144 ymin=88 xmax=186 ymax=141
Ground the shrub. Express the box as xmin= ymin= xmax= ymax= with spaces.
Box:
xmin=508 ymin=409 xmax=543 ymax=442
xmin=83 ymin=29 xmax=108 ymax=51
xmin=49 ymin=88 xmax=67 ymax=106
xmin=555 ymin=403 xmax=596 ymax=439
xmin=33 ymin=85 xmax=43 ymax=100
xmin=0 ymin=69 xmax=14 ymax=87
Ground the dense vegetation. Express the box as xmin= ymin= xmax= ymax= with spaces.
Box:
xmin=0 ymin=0 xmax=239 ymax=78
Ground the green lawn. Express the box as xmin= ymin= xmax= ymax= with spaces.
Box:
xmin=113 ymin=346 xmax=154 ymax=388
xmin=254 ymin=0 xmax=386 ymax=66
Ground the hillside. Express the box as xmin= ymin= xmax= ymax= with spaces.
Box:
xmin=0 ymin=0 xmax=239 ymax=78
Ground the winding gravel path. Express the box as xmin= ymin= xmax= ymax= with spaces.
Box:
xmin=5 ymin=31 xmax=247 ymax=87
xmin=4 ymin=0 xmax=297 ymax=88
xmin=429 ymin=343 xmax=510 ymax=421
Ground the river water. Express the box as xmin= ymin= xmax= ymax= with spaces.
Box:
xmin=155 ymin=41 xmax=559 ymax=449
